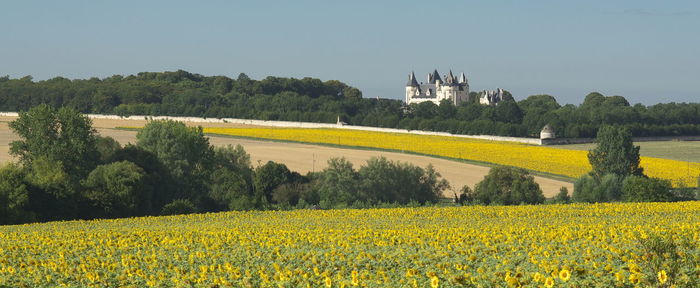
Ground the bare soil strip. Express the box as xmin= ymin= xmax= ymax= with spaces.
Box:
xmin=0 ymin=116 xmax=573 ymax=197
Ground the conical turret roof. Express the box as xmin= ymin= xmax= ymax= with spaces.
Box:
xmin=406 ymin=71 xmax=419 ymax=86
xmin=430 ymin=69 xmax=442 ymax=84
xmin=446 ymin=70 xmax=455 ymax=84
xmin=459 ymin=72 xmax=468 ymax=84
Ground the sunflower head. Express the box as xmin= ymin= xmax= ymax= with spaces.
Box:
xmin=544 ymin=277 xmax=555 ymax=288
xmin=559 ymin=269 xmax=571 ymax=281
xmin=657 ymin=270 xmax=668 ymax=284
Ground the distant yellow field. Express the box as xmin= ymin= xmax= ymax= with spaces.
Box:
xmin=1 ymin=202 xmax=698 ymax=287
xmin=202 ymin=128 xmax=700 ymax=187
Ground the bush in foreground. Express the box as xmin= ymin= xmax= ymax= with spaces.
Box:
xmin=622 ymin=176 xmax=673 ymax=202
xmin=472 ymin=166 xmax=545 ymax=205
xmin=573 ymin=173 xmax=623 ymax=203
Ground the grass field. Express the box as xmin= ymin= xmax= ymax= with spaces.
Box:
xmin=550 ymin=141 xmax=700 ymax=163
xmin=0 ymin=202 xmax=698 ymax=287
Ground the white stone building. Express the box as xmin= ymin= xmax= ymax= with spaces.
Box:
xmin=405 ymin=70 xmax=469 ymax=105
xmin=540 ymin=124 xmax=556 ymax=139
xmin=479 ymin=88 xmax=506 ymax=105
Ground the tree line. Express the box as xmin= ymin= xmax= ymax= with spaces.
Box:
xmin=0 ymin=105 xmax=451 ymax=224
xmin=1 ymin=70 xmax=700 ymax=138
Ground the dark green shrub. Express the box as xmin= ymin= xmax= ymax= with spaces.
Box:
xmin=553 ymin=187 xmax=571 ymax=204
xmin=95 ymin=136 xmax=121 ymax=163
xmin=456 ymin=185 xmax=475 ymax=205
xmin=573 ymin=173 xmax=623 ymax=203
xmin=82 ymin=161 xmax=148 ymax=218
xmin=473 ymin=166 xmax=545 ymax=205
xmin=358 ymin=157 xmax=448 ymax=205
xmin=161 ymin=199 xmax=197 ymax=216
xmin=0 ymin=164 xmax=34 ymax=224
xmin=622 ymin=176 xmax=673 ymax=202
xmin=272 ymin=183 xmax=309 ymax=207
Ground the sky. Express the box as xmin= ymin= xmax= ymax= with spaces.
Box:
xmin=1 ymin=0 xmax=698 ymax=105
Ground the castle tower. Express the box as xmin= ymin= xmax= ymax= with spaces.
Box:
xmin=405 ymin=71 xmax=420 ymax=103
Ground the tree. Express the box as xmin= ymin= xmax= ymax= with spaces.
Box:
xmin=602 ymin=96 xmax=630 ymax=107
xmin=9 ymin=104 xmax=100 ymax=185
xmin=553 ymin=187 xmax=571 ymax=204
xmin=494 ymin=100 xmax=523 ymax=124
xmin=315 ymin=158 xmax=359 ymax=207
xmin=412 ymin=102 xmax=438 ymax=119
xmin=438 ymin=99 xmax=457 ymax=119
xmin=160 ymin=199 xmax=197 ymax=215
xmin=588 ymin=125 xmax=644 ymax=178
xmin=581 ymin=92 xmax=606 ymax=108
xmin=518 ymin=95 xmax=561 ymax=112
xmin=253 ymin=161 xmax=294 ymax=206
xmin=622 ymin=176 xmax=673 ymax=202
xmin=209 ymin=167 xmax=255 ymax=211
xmin=343 ymin=87 xmax=362 ymax=99
xmin=0 ymin=164 xmax=34 ymax=224
xmin=96 ymin=136 xmax=121 ymax=163
xmin=109 ymin=144 xmax=173 ymax=212
xmin=213 ymin=144 xmax=252 ymax=173
xmin=136 ymin=120 xmax=214 ymax=202
xmin=82 ymin=161 xmax=148 ymax=218
xmin=207 ymin=144 xmax=256 ymax=210
xmin=573 ymin=173 xmax=623 ymax=203
xmin=272 ymin=182 xmax=310 ymax=207
xmin=23 ymin=156 xmax=81 ymax=220
xmin=473 ymin=166 xmax=545 ymax=205
xmin=456 ymin=185 xmax=475 ymax=205
xmin=358 ymin=157 xmax=448 ymax=205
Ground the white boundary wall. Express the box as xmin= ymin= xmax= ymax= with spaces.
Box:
xmin=4 ymin=112 xmax=698 ymax=145
xmin=0 ymin=112 xmax=543 ymax=144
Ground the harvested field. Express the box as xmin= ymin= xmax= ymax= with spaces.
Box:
xmin=0 ymin=116 xmax=572 ymax=197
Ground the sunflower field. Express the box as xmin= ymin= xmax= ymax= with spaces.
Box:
xmin=201 ymin=127 xmax=700 ymax=187
xmin=1 ymin=202 xmax=698 ymax=287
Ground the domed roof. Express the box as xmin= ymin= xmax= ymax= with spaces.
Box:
xmin=541 ymin=124 xmax=555 ymax=133
xmin=540 ymin=124 xmax=556 ymax=140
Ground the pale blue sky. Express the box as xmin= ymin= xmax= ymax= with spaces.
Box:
xmin=1 ymin=1 xmax=698 ymax=104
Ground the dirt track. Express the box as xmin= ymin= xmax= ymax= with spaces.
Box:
xmin=0 ymin=116 xmax=573 ymax=197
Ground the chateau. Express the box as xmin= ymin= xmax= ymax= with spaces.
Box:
xmin=479 ymin=88 xmax=506 ymax=105
xmin=405 ymin=70 xmax=507 ymax=106
xmin=405 ymin=70 xmax=469 ymax=105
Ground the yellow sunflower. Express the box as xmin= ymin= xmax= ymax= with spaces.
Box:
xmin=657 ymin=270 xmax=668 ymax=284
xmin=558 ymin=269 xmax=571 ymax=281
xmin=544 ymin=277 xmax=555 ymax=288
xmin=629 ymin=273 xmax=640 ymax=285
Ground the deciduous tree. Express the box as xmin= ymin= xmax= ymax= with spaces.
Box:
xmin=588 ymin=125 xmax=644 ymax=178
